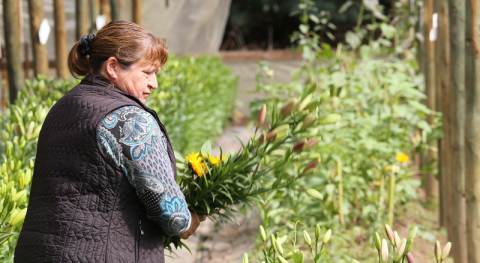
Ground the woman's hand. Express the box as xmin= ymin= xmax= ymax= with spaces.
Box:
xmin=178 ymin=211 xmax=207 ymax=240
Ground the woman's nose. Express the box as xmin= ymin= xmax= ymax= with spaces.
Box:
xmin=149 ymin=76 xmax=158 ymax=89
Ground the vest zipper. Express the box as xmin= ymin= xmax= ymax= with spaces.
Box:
xmin=136 ymin=212 xmax=144 ymax=263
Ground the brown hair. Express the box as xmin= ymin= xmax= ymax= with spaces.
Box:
xmin=68 ymin=21 xmax=168 ymax=78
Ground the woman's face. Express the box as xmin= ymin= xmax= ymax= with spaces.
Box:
xmin=113 ymin=62 xmax=159 ymax=103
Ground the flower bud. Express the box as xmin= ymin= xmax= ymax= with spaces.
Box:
xmin=381 ymin=239 xmax=389 ymax=263
xmin=242 ymin=253 xmax=249 ymax=263
xmin=322 ymin=229 xmax=332 ymax=244
xmin=299 ymin=251 xmax=304 ymax=263
xmin=256 ymin=104 xmax=266 ymax=128
xmin=385 ymin=225 xmax=394 ymax=245
xmin=258 ymin=133 xmax=266 ymax=146
xmin=9 ymin=208 xmax=27 ymax=227
xmin=266 ymin=131 xmax=277 ymax=141
xmin=302 ymin=112 xmax=318 ymax=129
xmin=259 ymin=225 xmax=267 ymax=242
xmin=318 ymin=113 xmax=341 ymax=125
xmin=434 ymin=241 xmax=441 ymax=262
xmin=297 ymin=94 xmax=312 ymax=111
xmin=303 ymin=138 xmax=320 ymax=150
xmin=276 ymin=238 xmax=284 ymax=255
xmin=302 ymin=158 xmax=320 ymax=175
xmin=277 ymin=256 xmax=288 ymax=263
xmin=303 ymin=99 xmax=322 ymax=111
xmin=405 ymin=239 xmax=413 ymax=254
xmin=315 ymin=224 xmax=321 ymax=240
xmin=407 ymin=227 xmax=417 ymax=240
xmin=280 ymin=98 xmax=297 ymax=117
xmin=274 ymin=130 xmax=289 ymax=142
xmin=274 ymin=124 xmax=290 ymax=134
xmin=394 ymin=231 xmax=401 ymax=247
xmin=284 ymin=251 xmax=294 ymax=260
xmin=374 ymin=232 xmax=381 ymax=251
xmin=271 ymin=234 xmax=277 ymax=251
xmin=303 ymin=229 xmax=312 ymax=246
xmin=306 ymin=189 xmax=323 ymax=200
xmin=406 ymin=252 xmax=416 ymax=263
xmin=394 ymin=238 xmax=407 ymax=261
xmin=441 ymin=242 xmax=451 ymax=260
xmin=293 ymin=139 xmax=306 ymax=152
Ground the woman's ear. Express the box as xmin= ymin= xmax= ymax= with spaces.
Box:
xmin=105 ymin=57 xmax=119 ymax=80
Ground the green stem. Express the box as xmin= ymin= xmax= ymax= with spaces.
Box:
xmin=388 ymin=171 xmax=396 ymax=226
xmin=337 ymin=159 xmax=344 ymax=225
xmin=356 ymin=2 xmax=365 ymax=31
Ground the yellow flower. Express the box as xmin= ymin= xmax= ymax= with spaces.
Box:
xmin=385 ymin=166 xmax=391 ymax=172
xmin=396 ymin=153 xmax=409 ymax=163
xmin=185 ymin=152 xmax=200 ymax=163
xmin=373 ymin=180 xmax=382 ymax=186
xmin=185 ymin=152 xmax=205 ymax=177
xmin=209 ymin=156 xmax=220 ymax=167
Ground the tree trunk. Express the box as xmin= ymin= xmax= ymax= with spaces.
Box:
xmin=133 ymin=0 xmax=142 ymax=26
xmin=54 ymin=0 xmax=68 ymax=79
xmin=434 ymin=0 xmax=452 ymax=233
xmin=90 ymin=0 xmax=99 ymax=33
xmin=3 ymin=0 xmax=25 ymax=103
xmin=28 ymin=0 xmax=49 ymax=77
xmin=76 ymin=0 xmax=88 ymax=40
xmin=423 ymin=0 xmax=438 ymax=204
xmin=449 ymin=0 xmax=468 ymax=262
xmin=110 ymin=0 xmax=119 ymax=21
xmin=465 ymin=0 xmax=480 ymax=261
xmin=100 ymin=0 xmax=111 ymax=24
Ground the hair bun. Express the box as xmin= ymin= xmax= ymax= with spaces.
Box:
xmin=79 ymin=34 xmax=95 ymax=56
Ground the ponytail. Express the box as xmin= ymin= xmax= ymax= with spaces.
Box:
xmin=68 ymin=42 xmax=92 ymax=78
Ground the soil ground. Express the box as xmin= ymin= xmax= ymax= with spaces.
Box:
xmin=165 ymin=125 xmax=452 ymax=263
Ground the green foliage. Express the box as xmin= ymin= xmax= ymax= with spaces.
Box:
xmin=149 ymin=55 xmax=238 ymax=155
xmin=247 ymin=0 xmax=433 ymax=261
xmin=0 ymin=56 xmax=237 ymax=261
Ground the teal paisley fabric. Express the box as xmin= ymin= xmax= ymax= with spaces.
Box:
xmin=97 ymin=106 xmax=191 ymax=236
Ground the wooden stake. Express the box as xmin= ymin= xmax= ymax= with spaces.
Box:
xmin=100 ymin=0 xmax=111 ymax=24
xmin=2 ymin=0 xmax=25 ymax=103
xmin=133 ymin=0 xmax=142 ymax=26
xmin=90 ymin=0 xmax=99 ymax=33
xmin=110 ymin=0 xmax=119 ymax=21
xmin=28 ymin=0 xmax=49 ymax=77
xmin=423 ymin=0 xmax=439 ymax=205
xmin=76 ymin=0 xmax=88 ymax=40
xmin=54 ymin=0 xmax=68 ymax=79
xmin=465 ymin=0 xmax=480 ymax=261
xmin=434 ymin=0 xmax=451 ymax=232
xmin=449 ymin=0 xmax=468 ymax=262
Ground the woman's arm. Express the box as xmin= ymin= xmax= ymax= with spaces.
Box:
xmin=97 ymin=105 xmax=192 ymax=236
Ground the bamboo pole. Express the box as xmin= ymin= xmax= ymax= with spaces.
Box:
xmin=110 ymin=0 xmax=120 ymax=21
xmin=423 ymin=0 xmax=438 ymax=205
xmin=449 ymin=0 xmax=468 ymax=262
xmin=90 ymin=0 xmax=99 ymax=33
xmin=133 ymin=0 xmax=142 ymax=26
xmin=3 ymin=0 xmax=25 ymax=103
xmin=434 ymin=0 xmax=451 ymax=232
xmin=28 ymin=0 xmax=49 ymax=77
xmin=465 ymin=0 xmax=480 ymax=261
xmin=76 ymin=0 xmax=88 ymax=40
xmin=100 ymin=0 xmax=111 ymax=24
xmin=54 ymin=0 xmax=68 ymax=79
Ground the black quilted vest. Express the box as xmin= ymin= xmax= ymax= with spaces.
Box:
xmin=15 ymin=75 xmax=176 ymax=263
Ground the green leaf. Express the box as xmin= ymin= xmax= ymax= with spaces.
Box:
xmin=299 ymin=24 xmax=309 ymax=34
xmin=338 ymin=1 xmax=353 ymax=14
xmin=200 ymin=140 xmax=212 ymax=156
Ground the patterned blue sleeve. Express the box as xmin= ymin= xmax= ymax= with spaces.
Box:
xmin=97 ymin=105 xmax=191 ymax=236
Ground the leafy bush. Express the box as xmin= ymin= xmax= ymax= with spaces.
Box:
xmin=0 ymin=55 xmax=237 ymax=260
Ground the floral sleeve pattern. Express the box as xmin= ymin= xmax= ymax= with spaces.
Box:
xmin=97 ymin=106 xmax=191 ymax=236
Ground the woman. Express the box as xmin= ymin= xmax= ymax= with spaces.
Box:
xmin=15 ymin=21 xmax=205 ymax=262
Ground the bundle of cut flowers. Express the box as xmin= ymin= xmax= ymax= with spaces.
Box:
xmin=163 ymin=93 xmax=341 ymax=252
